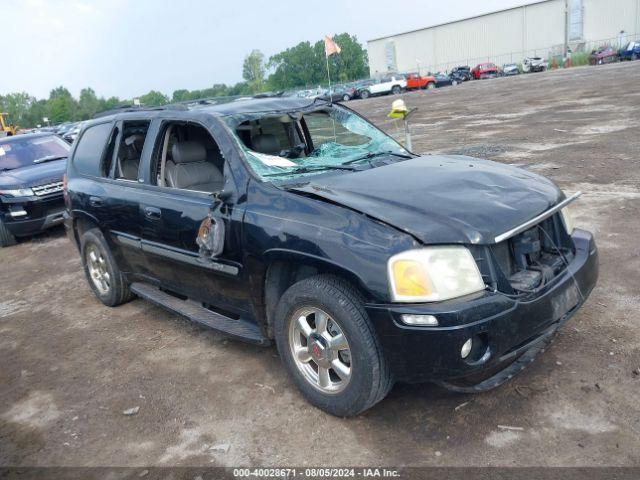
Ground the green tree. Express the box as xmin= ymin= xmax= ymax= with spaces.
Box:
xmin=78 ymin=87 xmax=100 ymax=120
xmin=266 ymin=33 xmax=368 ymax=90
xmin=0 ymin=92 xmax=34 ymax=127
xmin=242 ymin=49 xmax=266 ymax=92
xmin=139 ymin=90 xmax=169 ymax=106
xmin=46 ymin=86 xmax=78 ymax=124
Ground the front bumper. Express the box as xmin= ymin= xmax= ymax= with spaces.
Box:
xmin=1 ymin=194 xmax=65 ymax=237
xmin=366 ymin=229 xmax=598 ymax=383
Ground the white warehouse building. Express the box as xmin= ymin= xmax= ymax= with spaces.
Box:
xmin=367 ymin=0 xmax=640 ymax=75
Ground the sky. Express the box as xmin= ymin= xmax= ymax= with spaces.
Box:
xmin=2 ymin=0 xmax=529 ymax=100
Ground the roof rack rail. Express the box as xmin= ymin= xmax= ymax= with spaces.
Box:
xmin=92 ymin=104 xmax=187 ymax=119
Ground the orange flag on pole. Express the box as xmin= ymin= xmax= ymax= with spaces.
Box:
xmin=324 ymin=36 xmax=341 ymax=56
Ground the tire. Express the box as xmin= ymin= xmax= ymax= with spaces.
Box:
xmin=342 ymin=94 xmax=350 ymax=102
xmin=0 ymin=219 xmax=17 ymax=247
xmin=426 ymin=82 xmax=436 ymax=90
xmin=274 ymin=275 xmax=393 ymax=417
xmin=632 ymin=53 xmax=638 ymax=61
xmin=359 ymin=89 xmax=370 ymax=99
xmin=80 ymin=228 xmax=133 ymax=307
xmin=391 ymin=85 xmax=401 ymax=95
xmin=452 ymin=79 xmax=458 ymax=86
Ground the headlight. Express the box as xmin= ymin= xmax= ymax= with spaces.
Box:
xmin=387 ymin=246 xmax=485 ymax=302
xmin=0 ymin=188 xmax=34 ymax=197
xmin=560 ymin=205 xmax=574 ymax=235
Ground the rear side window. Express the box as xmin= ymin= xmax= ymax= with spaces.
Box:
xmin=72 ymin=122 xmax=113 ymax=176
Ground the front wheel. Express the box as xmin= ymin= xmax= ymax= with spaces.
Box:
xmin=451 ymin=79 xmax=459 ymax=86
xmin=274 ymin=275 xmax=393 ymax=417
xmin=342 ymin=94 xmax=351 ymax=102
xmin=426 ymin=82 xmax=436 ymax=90
xmin=81 ymin=229 xmax=134 ymax=306
xmin=632 ymin=53 xmax=638 ymax=61
xmin=0 ymin=219 xmax=17 ymax=247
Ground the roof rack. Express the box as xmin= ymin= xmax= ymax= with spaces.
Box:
xmin=92 ymin=104 xmax=187 ymax=119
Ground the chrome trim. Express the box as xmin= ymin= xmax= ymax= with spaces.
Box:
xmin=32 ymin=181 xmax=64 ymax=196
xmin=494 ymin=192 xmax=581 ymax=243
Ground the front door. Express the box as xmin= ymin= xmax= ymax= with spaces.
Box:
xmin=137 ymin=119 xmax=251 ymax=318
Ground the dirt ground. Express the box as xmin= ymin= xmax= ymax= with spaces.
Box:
xmin=1 ymin=61 xmax=639 ymax=468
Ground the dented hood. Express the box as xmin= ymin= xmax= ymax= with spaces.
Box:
xmin=291 ymin=155 xmax=563 ymax=245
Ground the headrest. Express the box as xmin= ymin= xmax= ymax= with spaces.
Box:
xmin=252 ymin=134 xmax=280 ymax=154
xmin=124 ymin=134 xmax=145 ymax=152
xmin=172 ymin=141 xmax=206 ymax=164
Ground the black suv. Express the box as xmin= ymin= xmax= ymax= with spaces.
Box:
xmin=64 ymin=98 xmax=598 ymax=416
xmin=0 ymin=133 xmax=70 ymax=246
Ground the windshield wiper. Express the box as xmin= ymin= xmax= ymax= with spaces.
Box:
xmin=33 ymin=155 xmax=67 ymax=164
xmin=264 ymin=165 xmax=357 ymax=177
xmin=343 ymin=150 xmax=413 ymax=165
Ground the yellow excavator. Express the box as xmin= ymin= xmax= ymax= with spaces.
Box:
xmin=0 ymin=113 xmax=18 ymax=136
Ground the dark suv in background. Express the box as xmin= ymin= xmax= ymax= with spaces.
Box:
xmin=64 ymin=98 xmax=597 ymax=416
xmin=0 ymin=133 xmax=70 ymax=246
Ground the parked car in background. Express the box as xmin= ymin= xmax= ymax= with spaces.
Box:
xmin=501 ymin=63 xmax=520 ymax=76
xmin=63 ymin=122 xmax=84 ymax=143
xmin=0 ymin=133 xmax=69 ymax=246
xmin=433 ymin=72 xmax=459 ymax=87
xmin=523 ymin=57 xmax=547 ymax=73
xmin=589 ymin=46 xmax=618 ymax=65
xmin=471 ymin=62 xmax=498 ymax=79
xmin=55 ymin=122 xmax=76 ymax=139
xmin=358 ymin=75 xmax=406 ymax=99
xmin=319 ymin=85 xmax=357 ymax=102
xmin=405 ymin=73 xmax=437 ymax=90
xmin=619 ymin=41 xmax=640 ymax=61
xmin=353 ymin=79 xmax=376 ymax=99
xmin=450 ymin=66 xmax=472 ymax=82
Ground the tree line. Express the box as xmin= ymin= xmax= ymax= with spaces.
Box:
xmin=0 ymin=33 xmax=368 ymax=128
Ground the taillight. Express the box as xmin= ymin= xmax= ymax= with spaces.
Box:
xmin=62 ymin=173 xmax=69 ymax=206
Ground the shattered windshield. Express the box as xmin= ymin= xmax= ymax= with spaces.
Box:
xmin=223 ymin=106 xmax=408 ymax=181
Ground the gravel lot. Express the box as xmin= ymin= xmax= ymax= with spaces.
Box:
xmin=1 ymin=61 xmax=639 ymax=467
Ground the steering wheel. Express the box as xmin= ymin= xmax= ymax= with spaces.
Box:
xmin=279 ymin=143 xmax=306 ymax=159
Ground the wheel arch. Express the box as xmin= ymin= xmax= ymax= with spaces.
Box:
xmin=260 ymin=250 xmax=372 ymax=339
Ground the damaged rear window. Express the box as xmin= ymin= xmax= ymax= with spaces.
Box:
xmin=222 ymin=106 xmax=407 ymax=181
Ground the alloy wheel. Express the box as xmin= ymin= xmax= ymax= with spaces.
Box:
xmin=289 ymin=307 xmax=352 ymax=394
xmin=86 ymin=244 xmax=110 ymax=295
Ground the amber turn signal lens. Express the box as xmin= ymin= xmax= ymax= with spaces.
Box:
xmin=392 ymin=260 xmax=432 ymax=298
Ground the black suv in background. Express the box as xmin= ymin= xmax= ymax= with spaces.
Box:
xmin=64 ymin=98 xmax=598 ymax=416
xmin=0 ymin=133 xmax=70 ymax=247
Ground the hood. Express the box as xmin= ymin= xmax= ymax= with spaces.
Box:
xmin=291 ymin=155 xmax=563 ymax=245
xmin=0 ymin=159 xmax=66 ymax=189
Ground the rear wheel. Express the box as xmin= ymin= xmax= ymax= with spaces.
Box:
xmin=452 ymin=79 xmax=459 ymax=86
xmin=81 ymin=229 xmax=133 ymax=306
xmin=359 ymin=89 xmax=370 ymax=99
xmin=274 ymin=275 xmax=393 ymax=416
xmin=0 ymin=219 xmax=17 ymax=247
xmin=391 ymin=85 xmax=401 ymax=95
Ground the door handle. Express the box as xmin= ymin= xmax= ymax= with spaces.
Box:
xmin=143 ymin=206 xmax=161 ymax=220
xmin=89 ymin=196 xmax=103 ymax=207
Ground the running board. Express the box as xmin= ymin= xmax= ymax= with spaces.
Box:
xmin=130 ymin=282 xmax=270 ymax=346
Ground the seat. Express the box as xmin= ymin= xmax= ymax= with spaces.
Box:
xmin=118 ymin=134 xmax=145 ymax=180
xmin=165 ymin=141 xmax=224 ymax=192
xmin=251 ymin=134 xmax=280 ymax=154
